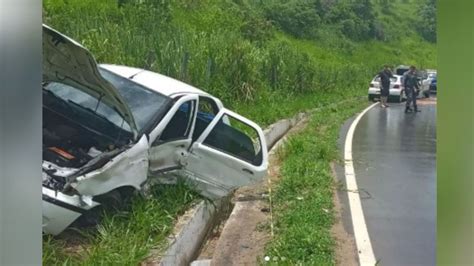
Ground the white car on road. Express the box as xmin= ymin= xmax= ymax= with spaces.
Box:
xmin=42 ymin=25 xmax=268 ymax=235
xmin=368 ymin=74 xmax=406 ymax=103
xmin=396 ymin=65 xmax=431 ymax=98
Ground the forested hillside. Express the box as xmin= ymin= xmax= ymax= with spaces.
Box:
xmin=43 ymin=0 xmax=436 ymax=125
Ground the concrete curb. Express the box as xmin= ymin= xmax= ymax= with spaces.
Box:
xmin=159 ymin=200 xmax=221 ymax=266
xmin=263 ymin=112 xmax=307 ymax=151
xmin=158 ymin=97 xmax=363 ymax=265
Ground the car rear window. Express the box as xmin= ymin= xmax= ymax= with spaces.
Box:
xmin=396 ymin=69 xmax=408 ymax=75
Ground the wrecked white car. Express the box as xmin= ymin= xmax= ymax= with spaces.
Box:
xmin=42 ymin=25 xmax=268 ymax=235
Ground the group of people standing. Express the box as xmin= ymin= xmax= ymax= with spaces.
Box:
xmin=376 ymin=64 xmax=421 ymax=113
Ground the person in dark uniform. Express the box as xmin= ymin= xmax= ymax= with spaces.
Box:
xmin=403 ymin=65 xmax=421 ymax=113
xmin=377 ymin=64 xmax=394 ymax=108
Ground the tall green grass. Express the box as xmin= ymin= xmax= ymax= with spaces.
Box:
xmin=43 ymin=0 xmax=436 ymax=123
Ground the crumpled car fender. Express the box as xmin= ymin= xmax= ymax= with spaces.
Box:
xmin=71 ymin=134 xmax=149 ymax=196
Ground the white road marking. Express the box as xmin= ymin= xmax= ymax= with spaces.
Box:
xmin=344 ymin=102 xmax=378 ymax=266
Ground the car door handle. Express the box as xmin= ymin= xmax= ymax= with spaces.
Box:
xmin=242 ymin=168 xmax=254 ymax=175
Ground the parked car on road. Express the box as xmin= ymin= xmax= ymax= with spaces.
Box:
xmin=395 ymin=65 xmax=431 ymax=98
xmin=418 ymin=70 xmax=433 ymax=98
xmin=42 ymin=24 xmax=269 ymax=235
xmin=368 ymin=74 xmax=406 ymax=103
xmin=395 ymin=65 xmax=410 ymax=76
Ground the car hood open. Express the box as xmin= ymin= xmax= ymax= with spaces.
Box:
xmin=42 ymin=24 xmax=138 ymax=138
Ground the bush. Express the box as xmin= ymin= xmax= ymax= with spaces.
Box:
xmin=325 ymin=0 xmax=376 ymax=41
xmin=264 ymin=1 xmax=321 ymax=39
xmin=417 ymin=0 xmax=436 ymax=43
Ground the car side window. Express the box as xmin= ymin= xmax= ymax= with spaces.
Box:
xmin=202 ymin=114 xmax=263 ymax=166
xmin=192 ymin=97 xmax=219 ymax=141
xmin=154 ymin=100 xmax=196 ymax=144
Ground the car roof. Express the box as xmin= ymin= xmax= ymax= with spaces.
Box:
xmin=100 ymin=64 xmax=212 ymax=98
xmin=373 ymin=74 xmax=402 ymax=81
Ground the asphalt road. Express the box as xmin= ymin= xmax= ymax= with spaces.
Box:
xmin=337 ymin=99 xmax=436 ymax=266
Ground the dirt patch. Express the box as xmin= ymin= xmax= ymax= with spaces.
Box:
xmin=211 ymin=200 xmax=270 ymax=266
xmin=330 ymin=162 xmax=358 ymax=266
xmin=417 ymin=96 xmax=437 ymax=105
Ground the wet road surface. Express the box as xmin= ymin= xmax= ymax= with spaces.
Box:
xmin=337 ymin=99 xmax=436 ymax=265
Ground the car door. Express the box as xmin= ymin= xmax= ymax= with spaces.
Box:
xmin=148 ymin=95 xmax=198 ymax=174
xmin=182 ymin=108 xmax=268 ymax=199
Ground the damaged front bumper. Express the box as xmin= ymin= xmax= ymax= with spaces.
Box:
xmin=42 ymin=186 xmax=99 ymax=235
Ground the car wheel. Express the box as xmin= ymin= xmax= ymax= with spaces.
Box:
xmin=74 ymin=190 xmax=125 ymax=228
xmin=368 ymin=95 xmax=375 ymax=102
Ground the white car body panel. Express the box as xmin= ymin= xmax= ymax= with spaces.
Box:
xmin=389 ymin=88 xmax=403 ymax=96
xmin=42 ymin=187 xmax=99 ymax=235
xmin=100 ymin=64 xmax=212 ymax=97
xmin=148 ymin=95 xmax=199 ymax=173
xmin=368 ymin=87 xmax=380 ymax=97
xmin=184 ymin=108 xmax=268 ymax=199
xmin=149 ymin=139 xmax=192 ymax=172
xmin=72 ymin=134 xmax=150 ymax=195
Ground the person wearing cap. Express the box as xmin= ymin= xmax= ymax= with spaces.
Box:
xmin=403 ymin=65 xmax=421 ymax=113
xmin=376 ymin=64 xmax=394 ymax=108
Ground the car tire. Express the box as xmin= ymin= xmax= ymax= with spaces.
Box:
xmin=368 ymin=95 xmax=375 ymax=102
xmin=73 ymin=190 xmax=125 ymax=228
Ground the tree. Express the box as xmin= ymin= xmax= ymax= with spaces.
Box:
xmin=417 ymin=0 xmax=436 ymax=42
xmin=265 ymin=1 xmax=321 ymax=39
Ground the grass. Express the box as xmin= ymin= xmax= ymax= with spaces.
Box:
xmin=42 ymin=182 xmax=200 ymax=265
xmin=264 ymin=98 xmax=368 ymax=264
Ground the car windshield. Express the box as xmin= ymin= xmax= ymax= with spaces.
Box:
xmin=44 ymin=82 xmax=133 ymax=132
xmin=99 ymin=68 xmax=171 ymax=133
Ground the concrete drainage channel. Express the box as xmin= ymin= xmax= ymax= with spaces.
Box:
xmin=158 ymin=97 xmax=363 ymax=266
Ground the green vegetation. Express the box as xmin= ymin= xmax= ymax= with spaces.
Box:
xmin=417 ymin=0 xmax=437 ymax=43
xmin=265 ymin=98 xmax=367 ymax=264
xmin=43 ymin=0 xmax=436 ymax=264
xmin=43 ymin=0 xmax=435 ymax=125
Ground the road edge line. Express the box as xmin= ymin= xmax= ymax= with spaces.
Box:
xmin=344 ymin=102 xmax=378 ymax=265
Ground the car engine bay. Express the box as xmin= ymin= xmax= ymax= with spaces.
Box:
xmin=42 ymin=87 xmax=133 ymax=190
